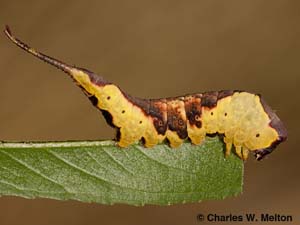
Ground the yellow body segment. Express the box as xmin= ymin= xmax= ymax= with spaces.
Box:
xmin=165 ymin=99 xmax=186 ymax=148
xmin=187 ymin=124 xmax=206 ymax=145
xmin=181 ymin=92 xmax=279 ymax=159
xmin=186 ymin=97 xmax=206 ymax=145
xmin=165 ymin=130 xmax=182 ymax=148
xmin=71 ymin=69 xmax=163 ymax=147
xmin=198 ymin=92 xmax=278 ymax=159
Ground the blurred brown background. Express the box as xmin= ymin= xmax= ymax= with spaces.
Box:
xmin=0 ymin=0 xmax=299 ymax=224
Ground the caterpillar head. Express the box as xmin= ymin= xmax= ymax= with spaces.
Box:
xmin=250 ymin=97 xmax=287 ymax=160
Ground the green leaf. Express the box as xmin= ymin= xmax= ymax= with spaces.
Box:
xmin=0 ymin=137 xmax=243 ymax=205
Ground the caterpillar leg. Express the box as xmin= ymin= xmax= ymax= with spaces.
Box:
xmin=234 ymin=145 xmax=249 ymax=160
xmin=117 ymin=127 xmax=140 ymax=147
xmin=117 ymin=137 xmax=132 ymax=148
xmin=189 ymin=134 xmax=205 ymax=146
xmin=143 ymin=136 xmax=159 ymax=148
xmin=165 ymin=130 xmax=184 ymax=148
xmin=241 ymin=147 xmax=249 ymax=160
xmin=235 ymin=146 xmax=243 ymax=159
xmin=187 ymin=124 xmax=206 ymax=145
xmin=224 ymin=136 xmax=233 ymax=157
xmin=142 ymin=127 xmax=165 ymax=148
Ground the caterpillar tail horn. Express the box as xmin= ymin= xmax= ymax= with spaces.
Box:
xmin=4 ymin=25 xmax=109 ymax=88
xmin=4 ymin=25 xmax=73 ymax=74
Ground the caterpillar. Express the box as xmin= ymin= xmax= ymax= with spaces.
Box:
xmin=4 ymin=26 xmax=287 ymax=161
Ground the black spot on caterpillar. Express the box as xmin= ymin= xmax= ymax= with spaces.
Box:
xmin=4 ymin=26 xmax=288 ymax=161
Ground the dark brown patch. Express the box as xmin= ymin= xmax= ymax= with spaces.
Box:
xmin=184 ymin=95 xmax=202 ymax=128
xmin=122 ymin=92 xmax=150 ymax=114
xmin=115 ymin=129 xmax=121 ymax=142
xmin=4 ymin=25 xmax=12 ymax=36
xmin=100 ymin=109 xmax=116 ymax=128
xmin=201 ymin=91 xmax=218 ymax=108
xmin=254 ymin=139 xmax=283 ymax=161
xmin=88 ymin=95 xmax=98 ymax=106
xmin=253 ymin=96 xmax=288 ymax=160
xmin=77 ymin=84 xmax=98 ymax=106
xmin=140 ymin=137 xmax=146 ymax=145
xmin=259 ymin=96 xmax=287 ymax=142
xmin=76 ymin=67 xmax=110 ymax=86
xmin=206 ymin=133 xmax=218 ymax=137
xmin=121 ymin=92 xmax=168 ymax=135
xmin=217 ymin=90 xmax=235 ymax=100
xmin=167 ymin=100 xmax=188 ymax=139
xmin=149 ymin=99 xmax=168 ymax=135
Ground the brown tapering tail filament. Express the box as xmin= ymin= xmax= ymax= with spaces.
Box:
xmin=4 ymin=25 xmax=73 ymax=74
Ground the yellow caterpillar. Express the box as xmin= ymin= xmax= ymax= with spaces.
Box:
xmin=4 ymin=26 xmax=287 ymax=161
